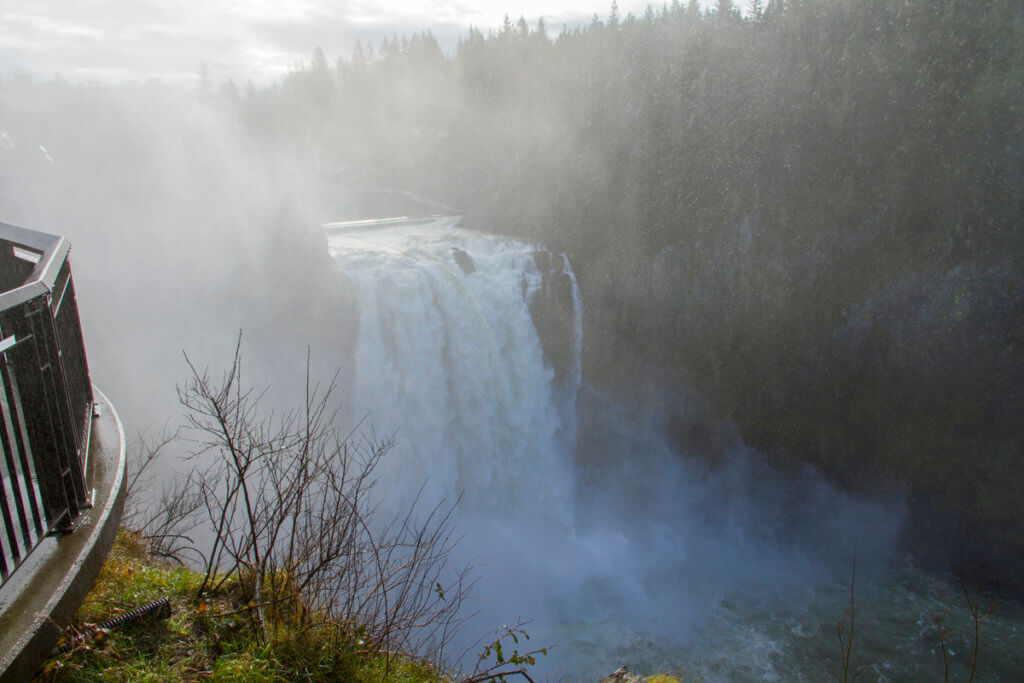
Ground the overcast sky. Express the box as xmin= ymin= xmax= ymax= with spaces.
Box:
xmin=0 ymin=1 xmax=713 ymax=87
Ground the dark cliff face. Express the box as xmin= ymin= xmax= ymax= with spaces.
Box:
xmin=583 ymin=247 xmax=1024 ymax=598
xmin=828 ymin=261 xmax=1024 ymax=595
xmin=529 ymin=248 xmax=578 ymax=394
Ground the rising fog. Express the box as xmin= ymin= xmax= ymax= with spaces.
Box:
xmin=2 ymin=0 xmax=1023 ymax=678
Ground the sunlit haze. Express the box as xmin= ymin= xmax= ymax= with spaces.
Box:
xmin=0 ymin=1 xmax=710 ymax=86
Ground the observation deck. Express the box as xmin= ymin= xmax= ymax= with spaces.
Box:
xmin=0 ymin=221 xmax=125 ymax=681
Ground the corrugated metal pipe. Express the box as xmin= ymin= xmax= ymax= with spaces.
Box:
xmin=53 ymin=597 xmax=172 ymax=655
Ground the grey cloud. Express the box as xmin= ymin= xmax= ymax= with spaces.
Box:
xmin=0 ymin=1 xmax=678 ymax=85
xmin=247 ymin=10 xmax=467 ymax=62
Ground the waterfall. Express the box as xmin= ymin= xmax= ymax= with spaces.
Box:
xmin=327 ymin=217 xmax=580 ymax=524
xmin=323 ymin=217 xmax=1024 ymax=680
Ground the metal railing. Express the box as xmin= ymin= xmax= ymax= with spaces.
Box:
xmin=0 ymin=221 xmax=93 ymax=586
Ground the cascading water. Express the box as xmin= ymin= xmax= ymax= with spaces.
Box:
xmin=328 ymin=218 xmax=578 ymax=523
xmin=327 ymin=218 xmax=1024 ymax=680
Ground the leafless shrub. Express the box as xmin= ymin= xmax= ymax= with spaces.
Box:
xmin=960 ymin=584 xmax=999 ymax=683
xmin=835 ymin=543 xmax=858 ymax=682
xmin=928 ymin=584 xmax=999 ymax=683
xmin=123 ymin=427 xmax=204 ymax=565
xmin=930 ymin=608 xmax=953 ymax=683
xmin=159 ymin=334 xmax=474 ymax=666
xmin=834 ymin=543 xmax=878 ymax=682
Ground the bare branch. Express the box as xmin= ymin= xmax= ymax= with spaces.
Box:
xmin=161 ymin=334 xmax=477 ymax=668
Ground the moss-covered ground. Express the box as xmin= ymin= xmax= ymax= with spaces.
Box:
xmin=38 ymin=530 xmax=445 ymax=682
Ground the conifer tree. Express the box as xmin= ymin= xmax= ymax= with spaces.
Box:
xmin=310 ymin=46 xmax=330 ymax=76
xmin=198 ymin=61 xmax=212 ymax=97
xmin=351 ymin=41 xmax=366 ymax=67
xmin=715 ymin=0 xmax=739 ymax=20
xmin=517 ymin=16 xmax=530 ymax=40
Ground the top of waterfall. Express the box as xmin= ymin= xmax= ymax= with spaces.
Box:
xmin=322 ymin=215 xmax=461 ymax=233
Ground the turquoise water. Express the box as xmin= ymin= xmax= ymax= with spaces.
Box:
xmin=554 ymin=557 xmax=1024 ymax=681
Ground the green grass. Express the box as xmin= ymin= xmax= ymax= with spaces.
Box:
xmin=39 ymin=530 xmax=446 ymax=682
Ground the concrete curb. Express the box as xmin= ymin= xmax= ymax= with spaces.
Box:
xmin=0 ymin=387 xmax=126 ymax=682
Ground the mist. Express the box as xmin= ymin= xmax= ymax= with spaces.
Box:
xmin=0 ymin=80 xmax=339 ymax=426
xmin=2 ymin=0 xmax=1023 ymax=678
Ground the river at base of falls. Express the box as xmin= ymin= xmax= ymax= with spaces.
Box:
xmin=326 ymin=219 xmax=1024 ymax=681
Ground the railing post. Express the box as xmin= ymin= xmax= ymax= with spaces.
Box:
xmin=0 ymin=224 xmax=94 ymax=576
xmin=51 ymin=266 xmax=94 ymax=447
xmin=1 ymin=302 xmax=82 ymax=531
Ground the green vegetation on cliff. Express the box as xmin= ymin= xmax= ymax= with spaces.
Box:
xmin=43 ymin=530 xmax=445 ymax=682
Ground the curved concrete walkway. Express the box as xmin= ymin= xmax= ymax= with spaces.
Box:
xmin=0 ymin=387 xmax=126 ymax=682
